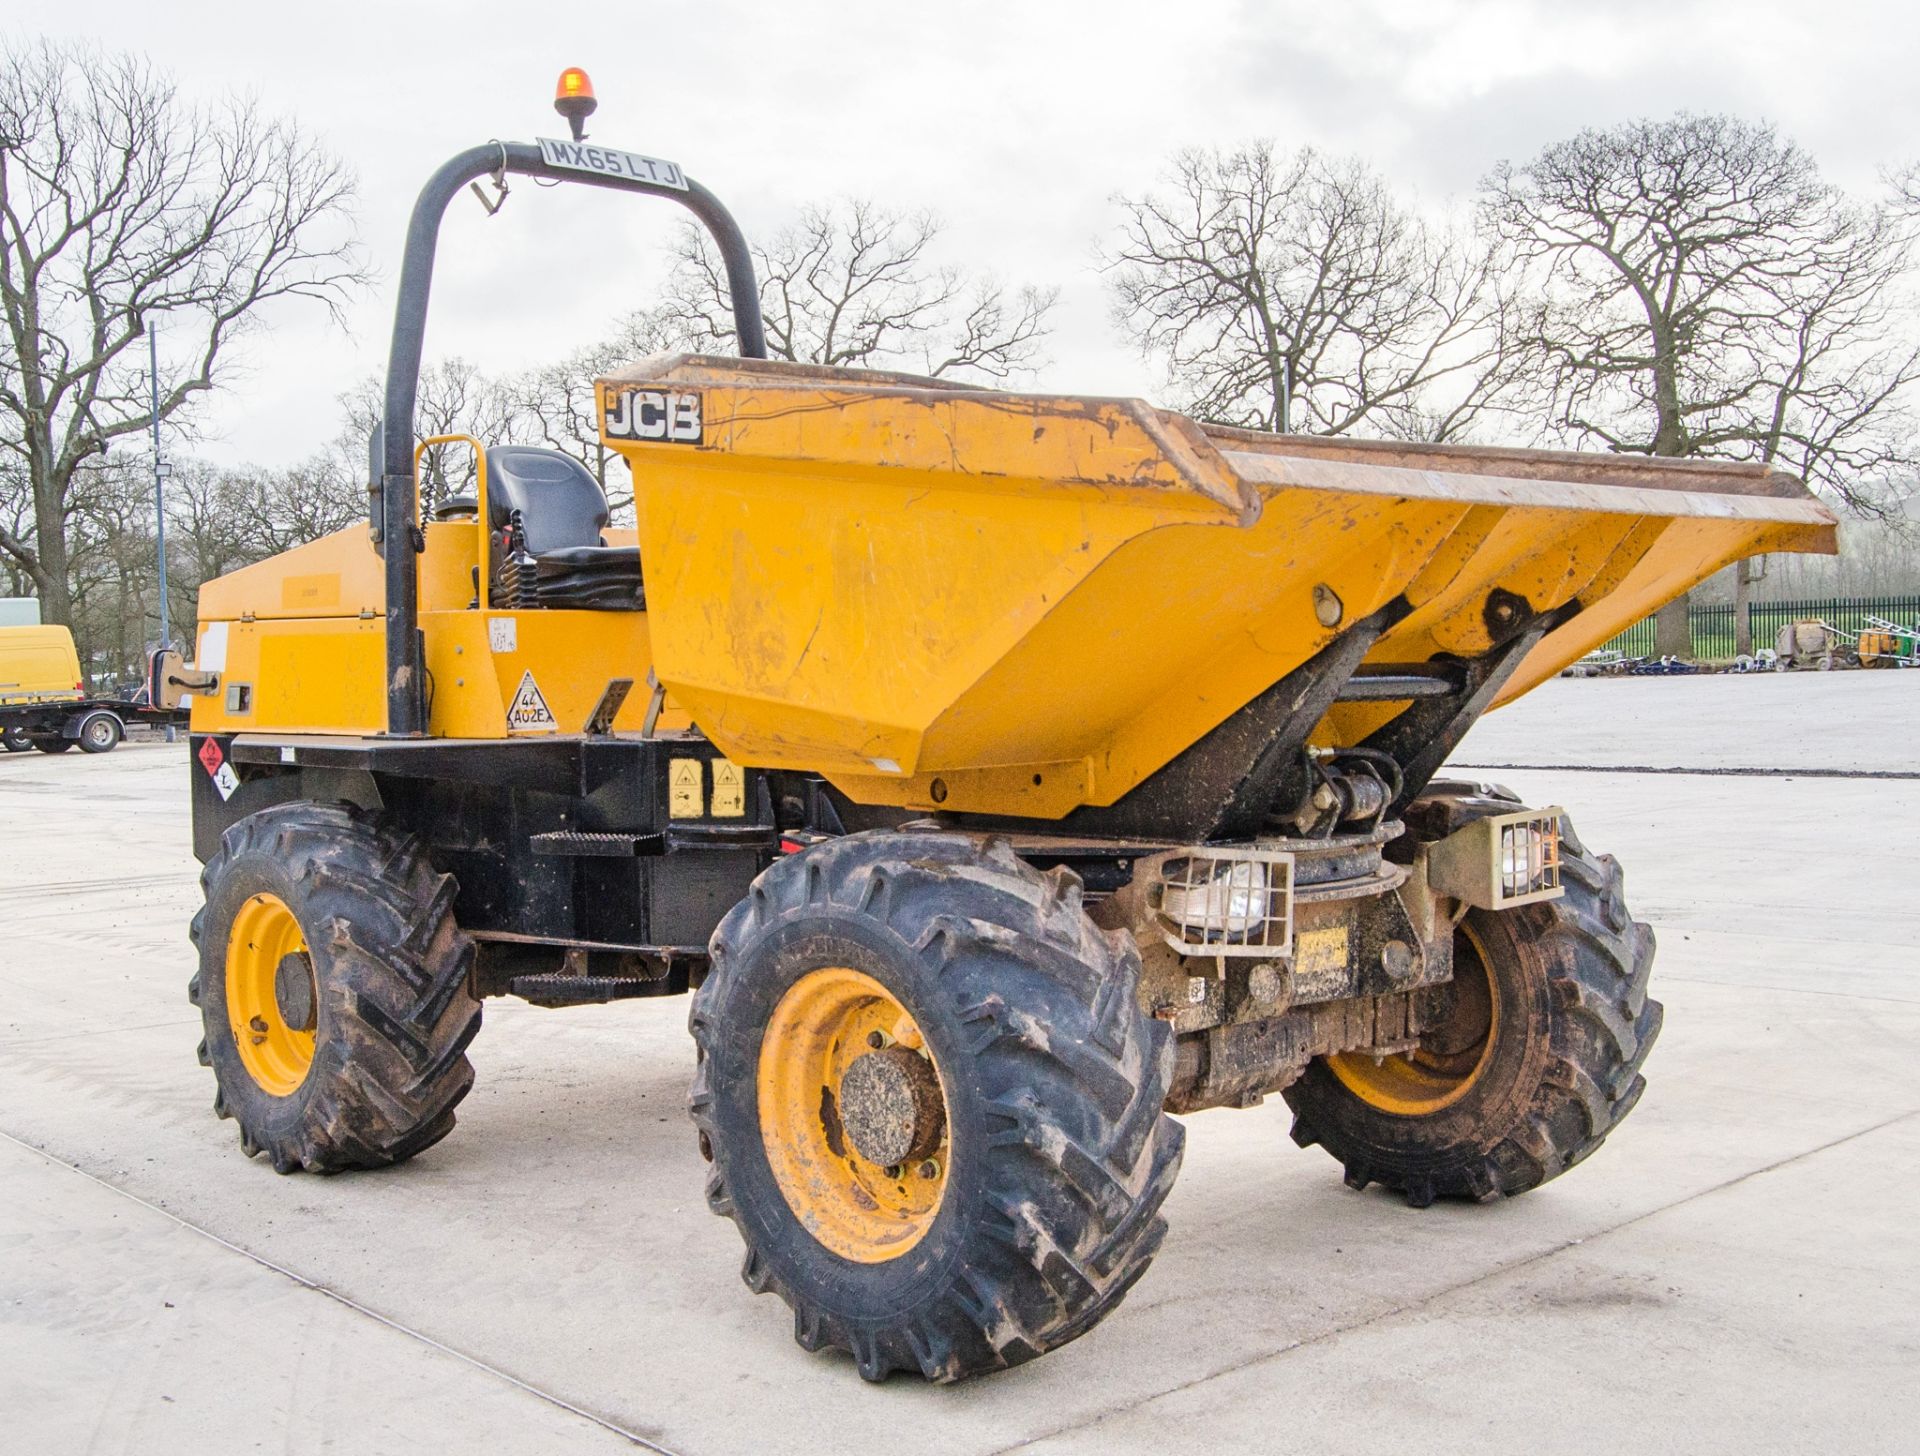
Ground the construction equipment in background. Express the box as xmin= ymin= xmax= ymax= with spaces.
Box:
xmin=173 ymin=75 xmax=1840 ymax=1384
xmin=1855 ymin=616 xmax=1919 ymax=668
xmin=1769 ymin=616 xmax=1920 ymax=671
xmin=1774 ymin=618 xmax=1847 ymax=670
xmin=0 ymin=624 xmax=184 ymax=754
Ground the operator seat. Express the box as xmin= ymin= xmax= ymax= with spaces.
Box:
xmin=484 ymin=446 xmax=644 ymax=611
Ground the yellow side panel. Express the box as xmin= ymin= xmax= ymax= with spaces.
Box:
xmin=197 ymin=520 xmax=480 ymax=624
xmin=423 ymin=610 xmax=688 ymax=738
xmin=190 ymin=618 xmax=387 ymax=735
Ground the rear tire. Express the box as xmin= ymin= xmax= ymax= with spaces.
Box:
xmin=33 ymin=737 xmax=72 ymax=753
xmin=77 ymin=711 xmax=122 ymax=753
xmin=1284 ymin=797 xmax=1661 ymax=1207
xmin=691 ymin=831 xmax=1184 ymax=1382
xmin=2 ymin=725 xmax=30 ymax=753
xmin=189 ymin=801 xmax=482 ymax=1173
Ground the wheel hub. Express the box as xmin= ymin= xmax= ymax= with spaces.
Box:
xmin=757 ymin=966 xmax=951 ymax=1263
xmin=225 ymin=892 xmax=317 ymax=1097
xmin=838 ymin=1046 xmax=944 ymax=1168
xmin=274 ymin=951 xmax=317 ymax=1032
xmin=1325 ymin=921 xmax=1499 ymax=1116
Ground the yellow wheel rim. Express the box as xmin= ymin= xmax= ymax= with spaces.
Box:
xmin=1328 ymin=922 xmax=1500 ymax=1116
xmin=757 ymin=967 xmax=950 ymax=1264
xmin=225 ymin=892 xmax=317 ymax=1097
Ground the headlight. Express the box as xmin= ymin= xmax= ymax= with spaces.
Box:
xmin=1496 ymin=818 xmax=1561 ymax=899
xmin=1161 ymin=858 xmax=1270 ymax=935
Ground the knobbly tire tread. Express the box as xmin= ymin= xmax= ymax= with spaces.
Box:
xmin=190 ymin=801 xmax=481 ymax=1173
xmin=1284 ymin=792 xmax=1661 ymax=1208
xmin=690 ymin=831 xmax=1185 ymax=1383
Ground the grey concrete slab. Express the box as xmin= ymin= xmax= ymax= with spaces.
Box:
xmin=1017 ymin=1110 xmax=1920 ymax=1456
xmin=0 ymin=1134 xmax=642 ymax=1455
xmin=1 ymin=679 xmax=1915 ymax=1454
xmin=1454 ymin=670 xmax=1919 ymax=773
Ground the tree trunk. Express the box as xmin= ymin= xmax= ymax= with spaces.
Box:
xmin=1653 ymin=594 xmax=1694 ymax=658
xmin=1733 ymin=559 xmax=1756 ymax=658
xmin=30 ymin=462 xmax=76 ymax=631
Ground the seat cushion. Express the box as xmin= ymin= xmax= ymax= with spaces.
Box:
xmin=534 ymin=545 xmax=641 ymax=572
xmin=529 ymin=544 xmax=645 ymax=611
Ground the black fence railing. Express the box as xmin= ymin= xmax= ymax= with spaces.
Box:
xmin=1598 ymin=595 xmax=1920 ymax=660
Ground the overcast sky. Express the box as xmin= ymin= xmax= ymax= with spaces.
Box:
xmin=20 ymin=0 xmax=1920 ymax=468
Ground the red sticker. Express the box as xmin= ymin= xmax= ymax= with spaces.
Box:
xmin=197 ymin=737 xmax=224 ymax=776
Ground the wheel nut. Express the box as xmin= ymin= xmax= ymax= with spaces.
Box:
xmin=884 ymin=1164 xmax=903 ymax=1180
xmin=918 ymin=1160 xmax=940 ymax=1180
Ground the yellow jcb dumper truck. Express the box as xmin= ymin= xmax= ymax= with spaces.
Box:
xmin=174 ymin=79 xmax=1838 ymax=1382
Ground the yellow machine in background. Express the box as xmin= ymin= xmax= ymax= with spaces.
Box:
xmin=1 ymin=624 xmax=140 ymax=755
xmin=0 ymin=624 xmax=83 ymax=706
xmin=179 ymin=76 xmax=1838 ymax=1388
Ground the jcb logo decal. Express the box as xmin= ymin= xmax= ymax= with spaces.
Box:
xmin=605 ymin=389 xmax=701 ymax=444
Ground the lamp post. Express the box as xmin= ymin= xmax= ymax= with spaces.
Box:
xmin=149 ymin=326 xmax=176 ymax=742
xmin=149 ymin=326 xmax=171 ymax=651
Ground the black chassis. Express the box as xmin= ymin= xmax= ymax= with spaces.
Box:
xmin=188 ymin=599 xmax=1553 ymax=1026
xmin=193 ymin=730 xmax=814 ymax=1005
xmin=189 ymin=722 xmax=1465 ymax=1106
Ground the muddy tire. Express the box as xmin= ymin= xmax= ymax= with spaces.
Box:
xmin=189 ymin=801 xmax=481 ymax=1173
xmin=1284 ymin=794 xmax=1661 ymax=1207
xmin=690 ymin=831 xmax=1184 ymax=1382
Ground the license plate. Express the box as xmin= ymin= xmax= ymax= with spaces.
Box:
xmin=537 ymin=137 xmax=687 ymax=191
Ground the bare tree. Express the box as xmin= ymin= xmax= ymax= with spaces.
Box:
xmin=341 ymin=357 xmax=513 ymax=510
xmin=0 ymin=40 xmax=361 ymax=637
xmin=637 ymin=199 xmax=1055 ymax=380
xmin=494 ymin=312 xmax=679 ymax=522
xmin=1105 ymin=143 xmax=1519 ymax=438
xmin=1485 ymin=114 xmax=1920 ymax=654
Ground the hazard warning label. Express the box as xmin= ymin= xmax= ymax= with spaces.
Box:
xmin=197 ymin=735 xmax=240 ymax=800
xmin=669 ymin=757 xmax=703 ymax=818
xmin=710 ymin=759 xmax=746 ymax=817
xmin=506 ymin=670 xmax=558 ymax=733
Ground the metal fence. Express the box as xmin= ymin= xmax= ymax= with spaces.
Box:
xmin=1599 ymin=595 xmax=1920 ymax=660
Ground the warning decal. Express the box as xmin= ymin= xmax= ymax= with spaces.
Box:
xmin=506 ymin=670 xmax=558 ymax=733
xmin=669 ymin=758 xmax=703 ymax=818
xmin=197 ymin=735 xmax=240 ymax=800
xmin=710 ymin=759 xmax=746 ymax=817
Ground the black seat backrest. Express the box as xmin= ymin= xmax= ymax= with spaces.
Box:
xmin=485 ymin=447 xmax=609 ymax=555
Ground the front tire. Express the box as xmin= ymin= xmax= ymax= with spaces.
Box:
xmin=1284 ymin=799 xmax=1661 ymax=1207
xmin=189 ymin=801 xmax=482 ymax=1173
xmin=691 ymin=832 xmax=1184 ymax=1383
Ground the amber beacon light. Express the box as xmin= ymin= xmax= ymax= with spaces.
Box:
xmin=553 ymin=67 xmax=597 ymax=141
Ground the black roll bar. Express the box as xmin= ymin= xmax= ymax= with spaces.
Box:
xmin=376 ymin=141 xmax=766 ymax=736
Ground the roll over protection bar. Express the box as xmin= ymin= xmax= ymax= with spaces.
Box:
xmin=374 ymin=141 xmax=766 ymax=736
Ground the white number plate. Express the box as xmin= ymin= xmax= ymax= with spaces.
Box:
xmin=537 ymin=138 xmax=687 ymax=191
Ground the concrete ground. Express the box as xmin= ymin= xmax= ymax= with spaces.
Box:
xmin=2 ymin=672 xmax=1915 ymax=1454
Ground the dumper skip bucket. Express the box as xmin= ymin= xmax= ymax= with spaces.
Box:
xmin=602 ymin=356 xmax=1836 ymax=824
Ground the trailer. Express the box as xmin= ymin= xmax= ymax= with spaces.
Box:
xmin=0 ymin=644 xmax=192 ymax=754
